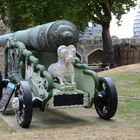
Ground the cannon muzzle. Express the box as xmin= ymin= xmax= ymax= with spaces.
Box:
xmin=0 ymin=20 xmax=79 ymax=52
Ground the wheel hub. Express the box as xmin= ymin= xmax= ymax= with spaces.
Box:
xmin=12 ymin=97 xmax=20 ymax=110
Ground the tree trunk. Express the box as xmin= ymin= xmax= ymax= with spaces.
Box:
xmin=102 ymin=23 xmax=114 ymax=64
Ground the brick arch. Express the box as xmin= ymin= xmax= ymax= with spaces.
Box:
xmin=76 ymin=52 xmax=82 ymax=60
xmin=88 ymin=48 xmax=103 ymax=64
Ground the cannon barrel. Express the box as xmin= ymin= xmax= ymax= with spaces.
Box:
xmin=0 ymin=20 xmax=79 ymax=52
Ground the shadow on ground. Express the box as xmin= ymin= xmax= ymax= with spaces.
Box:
xmin=0 ymin=107 xmax=117 ymax=131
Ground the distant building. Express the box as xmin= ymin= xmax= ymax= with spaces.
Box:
xmin=79 ymin=23 xmax=102 ymax=41
xmin=133 ymin=2 xmax=140 ymax=38
xmin=77 ymin=16 xmax=140 ymax=65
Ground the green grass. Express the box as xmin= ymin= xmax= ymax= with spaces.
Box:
xmin=115 ymin=76 xmax=140 ymax=97
xmin=118 ymin=100 xmax=140 ymax=115
xmin=117 ymin=100 xmax=140 ymax=127
xmin=98 ymin=65 xmax=140 ymax=126
xmin=98 ymin=68 xmax=140 ymax=97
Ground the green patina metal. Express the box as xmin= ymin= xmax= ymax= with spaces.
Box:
xmin=4 ymin=40 xmax=53 ymax=109
xmin=0 ymin=20 xmax=79 ymax=53
xmin=0 ymin=20 xmax=118 ymax=128
xmin=4 ymin=38 xmax=99 ymax=109
xmin=2 ymin=18 xmax=99 ymax=109
xmin=74 ymin=62 xmax=99 ymax=108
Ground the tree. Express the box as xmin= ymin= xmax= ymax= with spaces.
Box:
xmin=0 ymin=0 xmax=137 ymax=64
xmin=66 ymin=0 xmax=137 ymax=64
xmin=0 ymin=0 xmax=71 ymax=31
xmin=89 ymin=0 xmax=137 ymax=64
xmin=0 ymin=0 xmax=8 ymax=24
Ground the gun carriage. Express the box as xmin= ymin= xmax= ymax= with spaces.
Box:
xmin=0 ymin=20 xmax=118 ymax=128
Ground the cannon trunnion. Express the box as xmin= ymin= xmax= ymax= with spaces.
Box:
xmin=0 ymin=20 xmax=118 ymax=128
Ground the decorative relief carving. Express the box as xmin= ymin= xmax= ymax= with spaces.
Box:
xmin=8 ymin=48 xmax=20 ymax=76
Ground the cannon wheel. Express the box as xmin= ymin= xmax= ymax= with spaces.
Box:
xmin=94 ymin=77 xmax=118 ymax=120
xmin=14 ymin=81 xmax=32 ymax=128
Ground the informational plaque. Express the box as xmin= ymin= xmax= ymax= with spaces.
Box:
xmin=0 ymin=82 xmax=15 ymax=112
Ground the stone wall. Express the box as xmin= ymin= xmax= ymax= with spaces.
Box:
xmin=114 ymin=44 xmax=140 ymax=66
xmin=78 ymin=38 xmax=140 ymax=64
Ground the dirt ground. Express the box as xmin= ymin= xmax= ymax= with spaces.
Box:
xmin=98 ymin=63 xmax=140 ymax=76
xmin=0 ymin=107 xmax=140 ymax=140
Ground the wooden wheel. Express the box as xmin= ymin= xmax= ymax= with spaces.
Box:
xmin=94 ymin=77 xmax=118 ymax=119
xmin=12 ymin=81 xmax=32 ymax=128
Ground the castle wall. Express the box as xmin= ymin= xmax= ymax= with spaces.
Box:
xmin=77 ymin=40 xmax=140 ymax=66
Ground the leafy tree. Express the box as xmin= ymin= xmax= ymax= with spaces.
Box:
xmin=66 ymin=0 xmax=137 ymax=64
xmin=0 ymin=0 xmax=8 ymax=24
xmin=0 ymin=0 xmax=137 ymax=63
xmin=0 ymin=0 xmax=70 ymax=30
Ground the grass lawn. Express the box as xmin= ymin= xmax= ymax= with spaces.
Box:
xmin=117 ymin=100 xmax=140 ymax=128
xmin=98 ymin=64 xmax=140 ymax=127
xmin=98 ymin=63 xmax=140 ymax=97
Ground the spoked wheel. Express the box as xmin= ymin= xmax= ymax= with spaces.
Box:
xmin=12 ymin=81 xmax=32 ymax=128
xmin=94 ymin=77 xmax=118 ymax=120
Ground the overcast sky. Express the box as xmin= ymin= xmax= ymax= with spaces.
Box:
xmin=110 ymin=5 xmax=139 ymax=39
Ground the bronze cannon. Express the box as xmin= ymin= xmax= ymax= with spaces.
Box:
xmin=0 ymin=20 xmax=118 ymax=128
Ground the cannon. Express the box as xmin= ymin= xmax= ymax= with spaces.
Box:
xmin=0 ymin=20 xmax=118 ymax=128
xmin=0 ymin=20 xmax=79 ymax=52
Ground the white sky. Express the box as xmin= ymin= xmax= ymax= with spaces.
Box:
xmin=110 ymin=6 xmax=139 ymax=38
